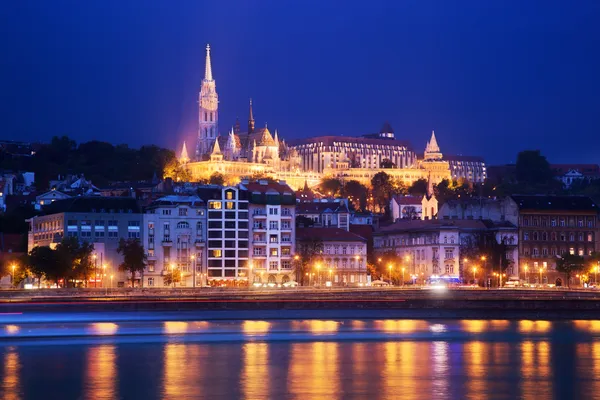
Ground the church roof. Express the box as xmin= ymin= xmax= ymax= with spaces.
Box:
xmin=380 ymin=121 xmax=394 ymax=134
xmin=252 ymin=127 xmax=276 ymax=147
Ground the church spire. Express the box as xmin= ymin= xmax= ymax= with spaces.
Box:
xmin=211 ymin=136 xmax=221 ymax=155
xmin=424 ymin=130 xmax=443 ymax=161
xmin=180 ymin=141 xmax=190 ymax=163
xmin=204 ymin=44 xmax=213 ymax=81
xmin=248 ymin=98 xmax=255 ymax=134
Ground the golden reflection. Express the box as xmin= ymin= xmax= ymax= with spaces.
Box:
xmin=574 ymin=320 xmax=600 ymax=333
xmin=520 ymin=341 xmax=552 ymax=399
xmin=382 ymin=341 xmax=423 ymax=400
xmin=2 ymin=348 xmax=20 ymax=400
xmin=464 ymin=341 xmax=486 ymax=400
xmin=88 ymin=322 xmax=118 ymax=336
xmin=351 ymin=343 xmax=369 ymax=394
xmin=431 ymin=342 xmax=449 ymax=398
xmin=162 ymin=343 xmax=202 ymax=399
xmin=490 ymin=320 xmax=510 ymax=330
xmin=5 ymin=325 xmax=20 ymax=335
xmin=242 ymin=320 xmax=271 ymax=336
xmin=85 ymin=345 xmax=118 ymax=400
xmin=163 ymin=321 xmax=189 ymax=335
xmin=462 ymin=320 xmax=488 ymax=333
xmin=518 ymin=320 xmax=551 ymax=334
xmin=242 ymin=342 xmax=269 ymax=399
xmin=288 ymin=342 xmax=339 ymax=398
xmin=376 ymin=320 xmax=427 ymax=333
xmin=308 ymin=320 xmax=339 ymax=334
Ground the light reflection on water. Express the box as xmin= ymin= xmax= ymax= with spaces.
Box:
xmin=2 ymin=319 xmax=600 ymax=399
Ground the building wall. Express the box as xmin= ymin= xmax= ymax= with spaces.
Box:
xmin=249 ymin=203 xmax=295 ymax=284
xmin=143 ymin=203 xmax=206 ymax=288
xmin=518 ymin=211 xmax=598 ymax=283
xmin=320 ymin=240 xmax=368 ymax=285
xmin=206 ymin=187 xmax=249 ymax=281
xmin=374 ymin=229 xmax=461 ymax=280
xmin=28 ymin=211 xmax=143 ymax=286
xmin=438 ymin=197 xmax=519 ymax=226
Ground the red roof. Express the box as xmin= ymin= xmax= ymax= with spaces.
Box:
xmin=297 ymin=227 xmax=366 ymax=242
xmin=243 ymin=181 xmax=294 ymax=195
xmin=392 ymin=195 xmax=422 ymax=205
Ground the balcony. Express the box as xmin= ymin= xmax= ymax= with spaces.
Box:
xmin=194 ymin=239 xmax=205 ymax=247
xmin=253 ymin=253 xmax=267 ymax=259
xmin=280 ymin=226 xmax=292 ymax=232
xmin=281 ymin=213 xmax=293 ymax=219
xmin=147 ymin=254 xmax=156 ymax=260
xmin=162 ymin=240 xmax=173 ymax=246
xmin=253 ymin=225 xmax=267 ymax=232
xmin=253 ymin=240 xmax=267 ymax=245
xmin=252 ymin=213 xmax=267 ymax=219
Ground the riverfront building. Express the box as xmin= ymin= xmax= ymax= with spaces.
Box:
xmin=27 ymin=197 xmax=143 ymax=287
xmin=142 ymin=195 xmax=206 ymax=288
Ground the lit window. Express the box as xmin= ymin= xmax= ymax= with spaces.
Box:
xmin=209 ymin=202 xmax=222 ymax=210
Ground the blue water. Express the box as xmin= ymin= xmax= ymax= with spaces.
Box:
xmin=1 ymin=314 xmax=600 ymax=399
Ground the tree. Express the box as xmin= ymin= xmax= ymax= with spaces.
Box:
xmin=117 ymin=238 xmax=147 ymax=288
xmin=295 ymin=215 xmax=315 ymax=228
xmin=319 ymin=177 xmax=343 ymax=197
xmin=163 ymin=269 xmax=182 ymax=286
xmin=343 ymin=180 xmax=368 ymax=211
xmin=55 ymin=236 xmax=83 ymax=287
xmin=295 ymin=236 xmax=324 ymax=286
xmin=371 ymin=172 xmax=393 ymax=214
xmin=391 ymin=179 xmax=408 ymax=196
xmin=556 ymin=253 xmax=586 ymax=288
xmin=209 ymin=172 xmax=225 ymax=185
xmin=163 ymin=158 xmax=192 ymax=182
xmin=29 ymin=246 xmax=61 ymax=287
xmin=516 ymin=150 xmax=554 ymax=186
xmin=74 ymin=242 xmax=95 ymax=287
xmin=408 ymin=178 xmax=428 ymax=196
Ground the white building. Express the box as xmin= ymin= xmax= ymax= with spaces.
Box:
xmin=390 ymin=195 xmax=438 ymax=221
xmin=296 ymin=200 xmax=350 ymax=230
xmin=143 ymin=195 xmax=206 ymax=288
xmin=297 ymin=227 xmax=368 ymax=286
xmin=245 ymin=180 xmax=296 ymax=284
xmin=198 ymin=185 xmax=250 ymax=285
xmin=374 ymin=220 xmax=461 ymax=281
xmin=437 ymin=197 xmax=519 ymax=226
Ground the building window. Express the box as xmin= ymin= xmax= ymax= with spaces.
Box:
xmin=269 ymin=261 xmax=278 ymax=270
xmin=269 ymin=207 xmax=278 ymax=215
xmin=578 ymin=220 xmax=584 ymax=228
xmin=282 ymin=260 xmax=291 ymax=269
xmin=179 ymin=208 xmax=188 ymax=216
xmin=532 ymin=248 xmax=539 ymax=256
xmin=444 ymin=249 xmax=453 ymax=260
xmin=209 ymin=201 xmax=222 ymax=210
xmin=128 ymin=231 xmax=140 ymax=239
xmin=542 ymin=232 xmax=547 ymax=241
xmin=148 ymin=263 xmax=155 ymax=272
xmin=578 ymin=248 xmax=584 ymax=256
xmin=148 ymin=278 xmax=154 ymax=287
xmin=270 ymin=248 xmax=278 ymax=257
xmin=551 ymin=218 xmax=556 ymax=227
xmin=269 ymin=235 xmax=278 ymax=243
xmin=560 ymin=219 xmax=565 ymax=227
xmin=542 ymin=248 xmax=548 ymax=256
xmin=578 ymin=233 xmax=584 ymax=241
xmin=533 ymin=232 xmax=538 ymax=241
xmin=570 ymin=233 xmax=575 ymax=242
xmin=226 ymin=191 xmax=235 ymax=200
xmin=524 ymin=232 xmax=529 ymax=241
xmin=269 ymin=221 xmax=278 ymax=230
xmin=162 ymin=209 xmax=171 ymax=215
xmin=210 ymin=249 xmax=222 ymax=258
xmin=588 ymin=233 xmax=593 ymax=242
xmin=569 ymin=247 xmax=575 ymax=255
xmin=225 ymin=202 xmax=234 ymax=210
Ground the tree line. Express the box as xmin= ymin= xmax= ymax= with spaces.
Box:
xmin=1 ymin=237 xmax=146 ymax=288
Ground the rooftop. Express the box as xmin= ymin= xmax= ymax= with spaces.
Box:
xmin=288 ymin=135 xmax=412 ymax=149
xmin=40 ymin=196 xmax=142 ymax=215
xmin=296 ymin=201 xmax=350 ymax=214
xmin=297 ymin=227 xmax=366 ymax=242
xmin=511 ymin=195 xmax=598 ymax=212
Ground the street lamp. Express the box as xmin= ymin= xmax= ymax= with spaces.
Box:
xmin=11 ymin=264 xmax=16 ymax=289
xmin=102 ymin=264 xmax=107 ymax=291
xmin=401 ymin=267 xmax=405 ymax=287
xmin=191 ymin=254 xmax=196 ymax=288
xmin=472 ymin=266 xmax=477 ymax=284
xmin=316 ymin=263 xmax=321 ymax=287
xmin=329 ymin=268 xmax=332 ymax=284
xmin=388 ymin=264 xmax=393 ymax=285
xmin=170 ymin=263 xmax=176 ymax=288
xmin=481 ymin=256 xmax=488 ymax=287
xmin=93 ymin=254 xmax=97 ymax=288
xmin=524 ymin=264 xmax=529 ymax=284
xmin=539 ymin=265 xmax=544 ymax=287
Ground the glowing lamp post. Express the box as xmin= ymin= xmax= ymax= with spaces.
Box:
xmin=388 ymin=264 xmax=393 ymax=285
xmin=170 ymin=263 xmax=176 ymax=288
xmin=191 ymin=254 xmax=196 ymax=288
xmin=11 ymin=264 xmax=16 ymax=289
xmin=401 ymin=267 xmax=405 ymax=287
xmin=472 ymin=266 xmax=477 ymax=284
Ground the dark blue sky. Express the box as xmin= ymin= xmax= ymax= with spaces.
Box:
xmin=1 ymin=1 xmax=599 ymax=164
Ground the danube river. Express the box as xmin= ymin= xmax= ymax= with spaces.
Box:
xmin=1 ymin=316 xmax=600 ymax=399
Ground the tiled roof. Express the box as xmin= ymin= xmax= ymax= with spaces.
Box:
xmin=288 ymin=135 xmax=412 ymax=149
xmin=41 ymin=196 xmax=142 ymax=215
xmin=511 ymin=195 xmax=598 ymax=212
xmin=296 ymin=201 xmax=350 ymax=214
xmin=551 ymin=164 xmax=600 ymax=176
xmin=377 ymin=219 xmax=492 ymax=234
xmin=297 ymin=227 xmax=366 ymax=242
xmin=243 ymin=181 xmax=294 ymax=195
xmin=392 ymin=195 xmax=422 ymax=205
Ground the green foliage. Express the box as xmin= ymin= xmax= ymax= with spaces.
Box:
xmin=408 ymin=178 xmax=428 ymax=196
xmin=28 ymin=245 xmax=62 ymax=286
xmin=556 ymin=253 xmax=586 ymax=288
xmin=209 ymin=172 xmax=225 ymax=186
xmin=371 ymin=171 xmax=393 ymax=213
xmin=163 ymin=158 xmax=192 ymax=182
xmin=0 ymin=136 xmax=176 ymax=190
xmin=295 ymin=236 xmax=324 ymax=285
xmin=319 ymin=177 xmax=343 ymax=197
xmin=343 ymin=180 xmax=368 ymax=211
xmin=163 ymin=269 xmax=182 ymax=286
xmin=117 ymin=238 xmax=147 ymax=287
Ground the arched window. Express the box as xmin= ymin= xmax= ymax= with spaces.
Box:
xmin=204 ymin=112 xmax=207 ymax=121
xmin=282 ymin=275 xmax=290 ymax=284
xmin=268 ymin=275 xmax=276 ymax=284
xmin=177 ymin=221 xmax=189 ymax=229
xmin=210 ymin=112 xmax=213 ymax=122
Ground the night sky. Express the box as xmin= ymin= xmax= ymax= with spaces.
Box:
xmin=1 ymin=1 xmax=599 ymax=165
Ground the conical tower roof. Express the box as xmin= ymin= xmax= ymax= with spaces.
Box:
xmin=204 ymin=44 xmax=213 ymax=81
xmin=211 ymin=137 xmax=222 ymax=155
xmin=180 ymin=141 xmax=190 ymax=163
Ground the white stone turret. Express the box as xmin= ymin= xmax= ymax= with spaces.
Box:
xmin=196 ymin=44 xmax=219 ymax=159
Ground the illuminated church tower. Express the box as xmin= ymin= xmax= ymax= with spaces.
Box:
xmin=196 ymin=44 xmax=219 ymax=159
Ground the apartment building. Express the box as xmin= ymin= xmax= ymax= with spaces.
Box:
xmin=142 ymin=195 xmax=206 ymax=287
